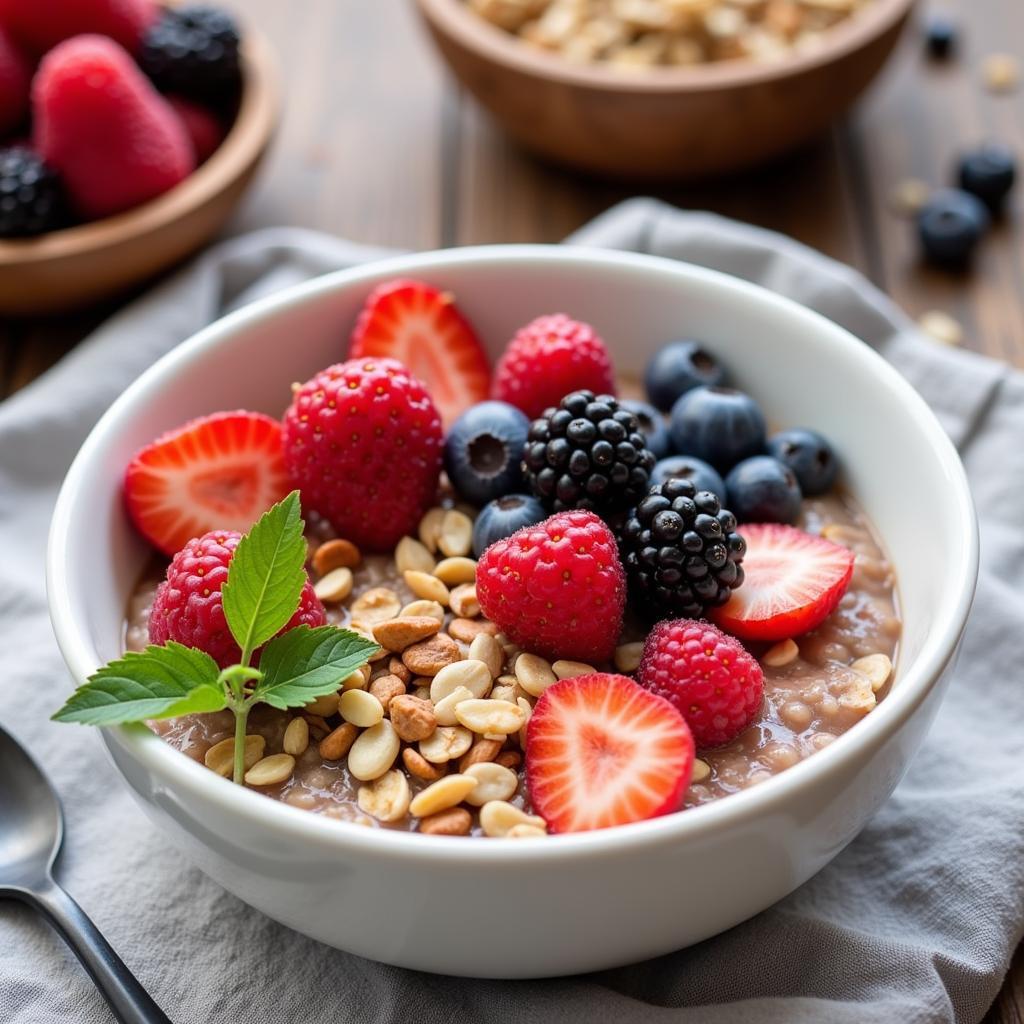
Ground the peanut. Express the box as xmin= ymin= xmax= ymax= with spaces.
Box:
xmin=438 ymin=509 xmax=473 ymax=557
xmin=419 ymin=807 xmax=472 ymax=836
xmin=419 ymin=725 xmax=473 ymax=763
xmin=348 ymin=720 xmax=400 ymax=781
xmin=433 ymin=557 xmax=477 ymax=586
xmin=395 ymin=536 xmax=436 ymax=575
xmin=430 ymin=659 xmax=492 ymax=702
xmin=479 ymin=800 xmax=547 ymax=838
xmin=403 ymin=746 xmax=444 ymax=781
xmin=403 ymin=570 xmax=450 ymax=606
xmin=339 ymin=689 xmax=385 ymax=728
xmin=372 ymin=615 xmax=441 ymax=653
xmin=313 ymin=567 xmax=353 ymax=604
xmin=448 ymin=617 xmax=498 ymax=643
xmin=357 ymin=770 xmax=411 ymax=822
xmin=409 ymin=774 xmax=478 ymax=817
xmin=245 ymin=754 xmax=295 ymax=787
xmin=458 ymin=737 xmax=503 ymax=772
xmin=402 ymin=633 xmax=461 ymax=675
xmin=204 ymin=735 xmax=264 ymax=777
xmin=319 ymin=722 xmax=358 ymax=761
xmin=282 ymin=717 xmax=309 ymax=757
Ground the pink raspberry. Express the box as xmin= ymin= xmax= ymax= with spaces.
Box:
xmin=148 ymin=531 xmax=326 ymax=669
xmin=636 ymin=619 xmax=764 ymax=748
xmin=475 ymin=509 xmax=625 ymax=663
xmin=492 ymin=314 xmax=616 ymax=420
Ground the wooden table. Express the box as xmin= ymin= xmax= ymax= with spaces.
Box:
xmin=2 ymin=1 xmax=1022 ymax=1018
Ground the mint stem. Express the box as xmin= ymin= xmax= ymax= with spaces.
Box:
xmin=232 ymin=701 xmax=249 ymax=784
xmin=218 ymin=664 xmax=264 ymax=785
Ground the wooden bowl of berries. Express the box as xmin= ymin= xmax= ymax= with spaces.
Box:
xmin=414 ymin=0 xmax=916 ymax=180
xmin=0 ymin=1 xmax=277 ymax=316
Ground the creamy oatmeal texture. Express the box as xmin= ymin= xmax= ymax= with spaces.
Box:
xmin=126 ymin=491 xmax=898 ymax=834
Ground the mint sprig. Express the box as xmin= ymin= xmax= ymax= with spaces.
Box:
xmin=53 ymin=493 xmax=380 ymax=784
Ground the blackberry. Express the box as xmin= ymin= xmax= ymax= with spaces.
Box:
xmin=139 ymin=5 xmax=241 ymax=105
xmin=0 ymin=148 xmax=68 ymax=239
xmin=523 ymin=390 xmax=656 ymax=516
xmin=618 ymin=477 xmax=746 ymax=621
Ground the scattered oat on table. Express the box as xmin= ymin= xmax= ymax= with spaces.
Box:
xmin=982 ymin=53 xmax=1020 ymax=94
xmin=918 ymin=310 xmax=964 ymax=347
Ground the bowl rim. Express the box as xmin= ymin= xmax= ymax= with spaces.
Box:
xmin=0 ymin=30 xmax=278 ymax=268
xmin=415 ymin=0 xmax=916 ymax=93
xmin=47 ymin=243 xmax=978 ymax=865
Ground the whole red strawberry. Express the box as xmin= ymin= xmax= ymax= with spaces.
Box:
xmin=637 ymin=619 xmax=764 ymax=748
xmin=282 ymin=357 xmax=443 ymax=551
xmin=0 ymin=0 xmax=157 ymax=54
xmin=149 ymin=531 xmax=326 ymax=669
xmin=33 ymin=35 xmax=194 ymax=220
xmin=492 ymin=314 xmax=615 ymax=420
xmin=476 ymin=510 xmax=625 ymax=663
xmin=0 ymin=26 xmax=31 ymax=136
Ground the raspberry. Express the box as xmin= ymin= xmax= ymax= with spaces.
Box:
xmin=166 ymin=96 xmax=225 ymax=164
xmin=636 ymin=619 xmax=764 ymax=748
xmin=33 ymin=35 xmax=194 ymax=220
xmin=0 ymin=0 xmax=157 ymax=54
xmin=148 ymin=531 xmax=325 ymax=669
xmin=492 ymin=314 xmax=616 ymax=420
xmin=282 ymin=357 xmax=443 ymax=551
xmin=475 ymin=509 xmax=625 ymax=663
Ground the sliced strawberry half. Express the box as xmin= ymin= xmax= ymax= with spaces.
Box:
xmin=124 ymin=411 xmax=290 ymax=556
xmin=711 ymin=523 xmax=855 ymax=642
xmin=526 ymin=673 xmax=694 ymax=834
xmin=348 ymin=278 xmax=490 ymax=428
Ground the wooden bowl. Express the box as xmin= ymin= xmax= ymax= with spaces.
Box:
xmin=0 ymin=31 xmax=278 ymax=316
xmin=415 ymin=0 xmax=916 ymax=181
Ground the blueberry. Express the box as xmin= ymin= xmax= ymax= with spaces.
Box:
xmin=917 ymin=189 xmax=990 ymax=269
xmin=443 ymin=401 xmax=530 ymax=506
xmin=924 ymin=14 xmax=957 ymax=59
xmin=669 ymin=386 xmax=766 ymax=471
xmin=650 ymin=455 xmax=726 ymax=502
xmin=618 ymin=399 xmax=671 ymax=460
xmin=766 ymin=428 xmax=838 ymax=497
xmin=725 ymin=456 xmax=802 ymax=525
xmin=472 ymin=494 xmax=547 ymax=556
xmin=957 ymin=143 xmax=1016 ymax=214
xmin=644 ymin=340 xmax=724 ymax=412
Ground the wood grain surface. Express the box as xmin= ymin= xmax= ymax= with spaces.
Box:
xmin=1 ymin=0 xmax=1022 ymax=1017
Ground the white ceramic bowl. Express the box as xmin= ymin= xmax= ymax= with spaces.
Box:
xmin=47 ymin=246 xmax=977 ymax=978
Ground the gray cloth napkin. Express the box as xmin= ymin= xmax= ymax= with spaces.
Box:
xmin=2 ymin=198 xmax=1022 ymax=1024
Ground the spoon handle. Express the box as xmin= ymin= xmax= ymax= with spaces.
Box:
xmin=28 ymin=880 xmax=173 ymax=1024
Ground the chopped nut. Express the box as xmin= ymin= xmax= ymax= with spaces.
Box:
xmin=357 ymin=769 xmax=411 ymax=822
xmin=350 ymin=587 xmax=402 ymax=625
xmin=463 ymin=762 xmax=518 ymax=805
xmin=419 ymin=725 xmax=474 ymax=764
xmin=449 ymin=583 xmax=481 ymax=618
xmin=313 ymin=566 xmax=354 ymax=603
xmin=319 ymin=722 xmax=359 ymax=761
xmin=495 ymin=750 xmax=522 ymax=771
xmin=244 ymin=753 xmax=295 ymax=787
xmin=399 ymin=599 xmax=446 ymax=624
xmin=403 ymin=570 xmax=450 ymax=606
xmin=205 ymin=734 xmax=265 ymax=777
xmin=851 ymin=652 xmax=893 ymax=692
xmin=348 ymin=720 xmax=400 ymax=781
xmin=433 ymin=685 xmax=476 ymax=726
xmin=402 ymin=633 xmax=462 ymax=675
xmin=312 ymin=538 xmax=361 ymax=576
xmin=448 ymin=617 xmax=498 ymax=643
xmin=552 ymin=659 xmax=596 ymax=679
xmin=282 ymin=717 xmax=309 ymax=757
xmin=403 ymin=746 xmax=444 ymax=781
xmin=372 ymin=615 xmax=442 ymax=653
xmin=418 ymin=507 xmax=446 ymax=553
xmin=839 ymin=676 xmax=877 ymax=714
xmin=339 ymin=689 xmax=385 ymax=728
xmin=515 ymin=652 xmax=557 ymax=697
xmin=430 ymin=659 xmax=493 ymax=702
xmin=458 ymin=737 xmax=504 ymax=772
xmin=395 ymin=536 xmax=436 ymax=575
xmin=691 ymin=757 xmax=711 ymax=783
xmin=419 ymin=807 xmax=472 ymax=836
xmin=455 ymin=698 xmax=527 ymax=736
xmin=614 ymin=642 xmax=644 ymax=673
xmin=390 ymin=693 xmax=438 ymax=741
xmin=480 ymin=800 xmax=547 ymax=837
xmin=469 ymin=632 xmax=504 ymax=678
xmin=439 ymin=509 xmax=474 ymax=557
xmin=762 ymin=639 xmax=799 ymax=668
xmin=388 ymin=656 xmax=412 ymax=684
xmin=433 ymin=556 xmax=477 ymax=585
xmin=368 ymin=673 xmax=407 ymax=712
xmin=410 ymin=773 xmax=478 ymax=817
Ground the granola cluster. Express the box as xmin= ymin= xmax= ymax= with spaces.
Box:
xmin=468 ymin=0 xmax=874 ymax=69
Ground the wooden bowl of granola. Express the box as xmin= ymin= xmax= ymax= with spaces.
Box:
xmin=414 ymin=0 xmax=916 ymax=180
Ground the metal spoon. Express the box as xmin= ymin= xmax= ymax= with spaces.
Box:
xmin=0 ymin=724 xmax=173 ymax=1023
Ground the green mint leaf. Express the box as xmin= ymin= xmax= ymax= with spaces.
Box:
xmin=52 ymin=642 xmax=226 ymax=726
xmin=252 ymin=625 xmax=380 ymax=710
xmin=221 ymin=490 xmax=307 ymax=664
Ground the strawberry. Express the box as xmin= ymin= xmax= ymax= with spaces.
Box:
xmin=348 ymin=279 xmax=490 ymax=429
xmin=282 ymin=357 xmax=444 ymax=551
xmin=711 ymin=523 xmax=855 ymax=642
xmin=0 ymin=0 xmax=157 ymax=54
xmin=475 ymin=509 xmax=625 ymax=663
xmin=492 ymin=314 xmax=615 ymax=420
xmin=33 ymin=35 xmax=194 ymax=220
xmin=0 ymin=26 xmax=31 ymax=137
xmin=526 ymin=674 xmax=694 ymax=833
xmin=124 ymin=411 xmax=290 ymax=557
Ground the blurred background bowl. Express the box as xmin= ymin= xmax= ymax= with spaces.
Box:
xmin=0 ymin=30 xmax=278 ymax=317
xmin=415 ymin=0 xmax=916 ymax=181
